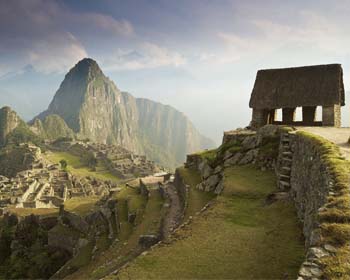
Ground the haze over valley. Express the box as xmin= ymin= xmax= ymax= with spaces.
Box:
xmin=0 ymin=1 xmax=349 ymax=279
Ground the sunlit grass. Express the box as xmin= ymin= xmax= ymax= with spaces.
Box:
xmin=177 ymin=167 xmax=215 ymax=220
xmin=117 ymin=166 xmax=304 ymax=279
xmin=5 ymin=206 xmax=58 ymax=217
xmin=44 ymin=151 xmax=121 ymax=182
xmin=64 ymin=196 xmax=100 ymax=216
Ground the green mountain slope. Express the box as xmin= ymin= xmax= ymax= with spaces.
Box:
xmin=31 ymin=115 xmax=75 ymax=140
xmin=35 ymin=58 xmax=214 ymax=169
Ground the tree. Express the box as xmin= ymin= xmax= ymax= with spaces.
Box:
xmin=83 ymin=152 xmax=97 ymax=170
xmin=59 ymin=159 xmax=67 ymax=170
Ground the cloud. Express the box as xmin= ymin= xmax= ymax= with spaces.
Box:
xmin=0 ymin=0 xmax=133 ymax=73
xmin=28 ymin=33 xmax=88 ymax=74
xmin=198 ymin=8 xmax=350 ymax=67
xmin=102 ymin=43 xmax=187 ymax=71
xmin=82 ymin=14 xmax=134 ymax=36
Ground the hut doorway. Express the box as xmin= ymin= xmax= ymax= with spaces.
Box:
xmin=295 ymin=107 xmax=302 ymax=122
xmin=315 ymin=106 xmax=322 ymax=122
xmin=275 ymin=109 xmax=282 ymax=122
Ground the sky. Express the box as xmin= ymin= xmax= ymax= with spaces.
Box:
xmin=1 ymin=0 xmax=350 ymax=144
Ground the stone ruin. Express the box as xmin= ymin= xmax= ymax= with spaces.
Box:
xmin=0 ymin=145 xmax=113 ymax=211
xmin=249 ymin=64 xmax=344 ymax=129
xmin=51 ymin=140 xmax=161 ymax=179
xmin=88 ymin=143 xmax=161 ymax=179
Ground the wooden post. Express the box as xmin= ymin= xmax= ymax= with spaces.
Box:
xmin=302 ymin=106 xmax=316 ymax=125
xmin=282 ymin=108 xmax=295 ymax=124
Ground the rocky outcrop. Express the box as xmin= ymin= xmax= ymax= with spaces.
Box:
xmin=138 ymin=234 xmax=160 ymax=248
xmin=184 ymin=125 xmax=281 ymax=195
xmin=48 ymin=199 xmax=120 ymax=256
xmin=34 ymin=58 xmax=214 ymax=169
xmin=0 ymin=213 xmax=71 ymax=279
xmin=31 ymin=114 xmax=75 ymax=140
xmin=0 ymin=106 xmax=22 ymax=146
xmin=0 ymin=143 xmax=42 ymax=177
xmin=219 ymin=125 xmax=280 ymax=171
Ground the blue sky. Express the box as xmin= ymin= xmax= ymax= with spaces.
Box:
xmin=1 ymin=0 xmax=350 ymax=143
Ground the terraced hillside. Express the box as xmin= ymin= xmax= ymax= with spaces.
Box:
xmin=43 ymin=150 xmax=121 ymax=183
xmin=116 ymin=166 xmax=304 ymax=279
xmin=62 ymin=185 xmax=166 ymax=279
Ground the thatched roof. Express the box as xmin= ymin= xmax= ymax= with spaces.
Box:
xmin=249 ymin=64 xmax=344 ymax=109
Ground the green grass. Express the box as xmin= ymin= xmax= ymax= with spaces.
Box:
xmin=195 ymin=149 xmax=218 ymax=166
xmin=44 ymin=151 xmax=121 ymax=182
xmin=64 ymin=196 xmax=100 ymax=216
xmin=64 ymin=186 xmax=165 ymax=280
xmin=117 ymin=166 xmax=304 ymax=279
xmin=54 ymin=240 xmax=95 ymax=278
xmin=177 ymin=167 xmax=216 ymax=220
xmin=5 ymin=207 xmax=58 ymax=217
xmin=4 ymin=196 xmax=99 ymax=218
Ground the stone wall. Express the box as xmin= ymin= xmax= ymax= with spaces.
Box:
xmin=288 ymin=133 xmax=329 ymax=245
xmin=173 ymin=169 xmax=188 ymax=220
xmin=184 ymin=125 xmax=282 ymax=196
xmin=276 ymin=130 xmax=350 ymax=279
xmin=322 ymin=104 xmax=341 ymax=127
xmin=184 ymin=125 xmax=349 ymax=278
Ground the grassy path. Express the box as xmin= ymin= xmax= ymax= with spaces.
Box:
xmin=116 ymin=166 xmax=304 ymax=279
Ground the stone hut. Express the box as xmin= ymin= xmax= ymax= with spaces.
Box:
xmin=249 ymin=64 xmax=345 ymax=129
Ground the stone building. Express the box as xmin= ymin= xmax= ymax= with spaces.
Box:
xmin=249 ymin=64 xmax=345 ymax=129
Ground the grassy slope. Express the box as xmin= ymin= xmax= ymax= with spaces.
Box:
xmin=6 ymin=207 xmax=58 ymax=217
xmin=117 ymin=166 xmax=304 ymax=279
xmin=177 ymin=167 xmax=216 ymax=220
xmin=44 ymin=151 xmax=121 ymax=183
xmin=6 ymin=197 xmax=99 ymax=218
xmin=64 ymin=196 xmax=100 ymax=216
xmin=65 ymin=186 xmax=165 ymax=280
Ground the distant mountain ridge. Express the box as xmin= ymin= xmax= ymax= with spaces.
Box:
xmin=34 ymin=58 xmax=214 ymax=168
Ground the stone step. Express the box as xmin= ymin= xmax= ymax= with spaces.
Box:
xmin=282 ymin=151 xmax=292 ymax=156
xmin=282 ymin=166 xmax=291 ymax=172
xmin=279 ymin=174 xmax=290 ymax=179
xmin=282 ymin=157 xmax=292 ymax=162
xmin=279 ymin=181 xmax=291 ymax=189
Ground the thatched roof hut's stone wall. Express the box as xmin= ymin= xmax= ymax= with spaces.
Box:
xmin=249 ymin=64 xmax=344 ymax=109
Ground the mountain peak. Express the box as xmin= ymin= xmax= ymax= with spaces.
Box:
xmin=76 ymin=57 xmax=98 ymax=68
xmin=67 ymin=57 xmax=103 ymax=81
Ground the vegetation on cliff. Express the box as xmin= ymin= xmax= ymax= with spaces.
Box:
xmin=31 ymin=115 xmax=75 ymax=141
xmin=63 ymin=185 xmax=166 ymax=279
xmin=34 ymin=58 xmax=214 ymax=169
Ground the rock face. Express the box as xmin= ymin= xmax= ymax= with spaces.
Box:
xmin=0 ymin=106 xmax=22 ymax=146
xmin=31 ymin=115 xmax=75 ymax=140
xmin=35 ymin=58 xmax=214 ymax=168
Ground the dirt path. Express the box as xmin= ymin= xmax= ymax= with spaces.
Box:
xmin=162 ymin=182 xmax=182 ymax=239
xmin=296 ymin=127 xmax=350 ymax=159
